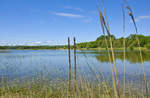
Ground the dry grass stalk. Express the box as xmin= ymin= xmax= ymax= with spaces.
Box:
xmin=98 ymin=1 xmax=120 ymax=97
xmin=125 ymin=5 xmax=149 ymax=98
xmin=122 ymin=5 xmax=126 ymax=98
xmin=98 ymin=8 xmax=118 ymax=98
xmin=97 ymin=0 xmax=120 ymax=96
xmin=99 ymin=0 xmax=110 ymax=30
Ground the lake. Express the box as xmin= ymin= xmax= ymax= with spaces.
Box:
xmin=0 ymin=50 xmax=150 ymax=84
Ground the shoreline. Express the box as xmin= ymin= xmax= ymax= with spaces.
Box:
xmin=0 ymin=47 xmax=149 ymax=51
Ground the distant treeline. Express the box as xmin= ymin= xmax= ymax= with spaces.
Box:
xmin=77 ymin=34 xmax=150 ymax=49
xmin=0 ymin=34 xmax=150 ymax=50
xmin=0 ymin=45 xmax=67 ymax=50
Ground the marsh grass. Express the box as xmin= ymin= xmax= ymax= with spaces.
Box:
xmin=0 ymin=72 xmax=148 ymax=98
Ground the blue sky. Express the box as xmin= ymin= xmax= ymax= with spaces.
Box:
xmin=0 ymin=0 xmax=150 ymax=45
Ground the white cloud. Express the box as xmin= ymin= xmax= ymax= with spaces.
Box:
xmin=55 ymin=12 xmax=84 ymax=18
xmin=135 ymin=15 xmax=150 ymax=22
xmin=0 ymin=40 xmax=65 ymax=46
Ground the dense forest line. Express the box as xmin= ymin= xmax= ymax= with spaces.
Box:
xmin=0 ymin=34 xmax=150 ymax=50
xmin=77 ymin=34 xmax=150 ymax=50
xmin=0 ymin=45 xmax=66 ymax=50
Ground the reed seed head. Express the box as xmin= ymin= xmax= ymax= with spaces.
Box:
xmin=128 ymin=12 xmax=132 ymax=16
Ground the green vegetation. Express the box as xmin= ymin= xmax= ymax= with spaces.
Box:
xmin=77 ymin=34 xmax=150 ymax=50
xmin=0 ymin=45 xmax=67 ymax=50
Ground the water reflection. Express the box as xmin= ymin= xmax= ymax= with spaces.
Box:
xmin=81 ymin=51 xmax=150 ymax=63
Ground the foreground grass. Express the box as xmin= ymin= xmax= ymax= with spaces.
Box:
xmin=0 ymin=76 xmax=149 ymax=98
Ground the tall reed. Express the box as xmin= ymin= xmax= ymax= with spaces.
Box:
xmin=122 ymin=5 xmax=126 ymax=98
xmin=125 ymin=4 xmax=149 ymax=97
xmin=98 ymin=8 xmax=118 ymax=98
xmin=98 ymin=0 xmax=120 ymax=97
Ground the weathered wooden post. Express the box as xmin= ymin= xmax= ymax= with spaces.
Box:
xmin=74 ymin=37 xmax=77 ymax=92
xmin=68 ymin=37 xmax=71 ymax=93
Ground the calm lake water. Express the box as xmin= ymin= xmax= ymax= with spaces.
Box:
xmin=0 ymin=50 xmax=150 ymax=83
